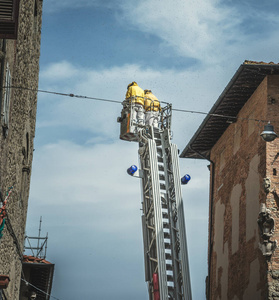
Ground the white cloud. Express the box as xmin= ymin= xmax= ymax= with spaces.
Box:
xmin=30 ymin=139 xmax=140 ymax=205
xmin=118 ymin=0 xmax=241 ymax=64
xmin=115 ymin=0 xmax=279 ymax=66
xmin=42 ymin=0 xmax=279 ymax=66
xmin=40 ymin=60 xmax=80 ymax=81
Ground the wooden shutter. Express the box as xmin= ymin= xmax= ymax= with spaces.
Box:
xmin=0 ymin=0 xmax=20 ymax=39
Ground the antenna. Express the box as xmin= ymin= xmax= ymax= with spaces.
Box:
xmin=36 ymin=216 xmax=42 ymax=256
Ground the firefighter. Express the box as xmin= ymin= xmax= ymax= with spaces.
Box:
xmin=144 ymin=89 xmax=161 ymax=128
xmin=125 ymin=81 xmax=145 ymax=125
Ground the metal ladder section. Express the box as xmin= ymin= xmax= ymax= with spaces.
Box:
xmin=139 ymin=127 xmax=192 ymax=300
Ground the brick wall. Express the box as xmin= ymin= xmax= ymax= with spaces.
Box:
xmin=208 ymin=76 xmax=278 ymax=299
xmin=0 ymin=0 xmax=43 ymax=299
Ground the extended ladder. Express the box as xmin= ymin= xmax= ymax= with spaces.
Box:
xmin=139 ymin=127 xmax=192 ymax=300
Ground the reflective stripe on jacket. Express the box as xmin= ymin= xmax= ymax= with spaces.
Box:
xmin=144 ymin=92 xmax=161 ymax=112
xmin=126 ymin=83 xmax=145 ymax=106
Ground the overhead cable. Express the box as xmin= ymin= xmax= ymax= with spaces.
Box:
xmin=171 ymin=107 xmax=268 ymax=123
xmin=21 ymin=278 xmax=60 ymax=300
xmin=6 ymin=86 xmax=122 ymax=104
xmin=2 ymin=86 xmax=269 ymax=123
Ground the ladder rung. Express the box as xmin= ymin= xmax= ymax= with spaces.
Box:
xmin=158 ymin=165 xmax=164 ymax=171
xmin=167 ymin=275 xmax=174 ymax=281
xmin=160 ymin=183 xmax=166 ymax=190
xmin=167 ymin=285 xmax=174 ymax=290
xmin=154 ymin=131 xmax=161 ymax=137
xmin=159 ymin=174 xmax=165 ymax=180
xmin=162 ymin=212 xmax=169 ymax=218
xmin=165 ymin=253 xmax=172 ymax=260
xmin=165 ymin=243 xmax=171 ymax=250
xmin=157 ymin=148 xmax=163 ymax=155
xmin=164 ymin=232 xmax=171 ymax=238
xmin=166 ymin=264 xmax=173 ymax=270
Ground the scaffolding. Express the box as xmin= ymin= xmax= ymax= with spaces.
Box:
xmin=24 ymin=216 xmax=48 ymax=259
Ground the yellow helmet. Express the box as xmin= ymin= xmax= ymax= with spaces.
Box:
xmin=127 ymin=81 xmax=137 ymax=89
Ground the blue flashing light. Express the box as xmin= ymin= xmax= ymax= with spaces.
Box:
xmin=181 ymin=174 xmax=191 ymax=185
xmin=127 ymin=165 xmax=138 ymax=176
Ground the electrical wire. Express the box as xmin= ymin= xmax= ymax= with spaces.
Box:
xmin=0 ymin=187 xmax=23 ymax=260
xmin=171 ymin=107 xmax=269 ymax=123
xmin=2 ymin=85 xmax=270 ymax=123
xmin=21 ymin=278 xmax=60 ymax=300
xmin=1 ymin=289 xmax=7 ymax=300
xmin=7 ymin=86 xmax=122 ymax=104
xmin=5 ymin=212 xmax=23 ymax=260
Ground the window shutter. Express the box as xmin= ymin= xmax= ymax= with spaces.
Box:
xmin=0 ymin=0 xmax=20 ymax=39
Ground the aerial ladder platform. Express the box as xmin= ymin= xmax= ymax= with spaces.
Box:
xmin=118 ymin=97 xmax=192 ymax=300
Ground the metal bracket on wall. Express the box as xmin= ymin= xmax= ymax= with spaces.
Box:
xmin=22 ymin=166 xmax=30 ymax=174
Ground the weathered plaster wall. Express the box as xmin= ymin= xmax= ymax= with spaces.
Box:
xmin=0 ymin=0 xmax=43 ymax=299
xmin=209 ymin=76 xmax=269 ymax=299
xmin=263 ymin=75 xmax=279 ymax=299
xmin=246 ymin=154 xmax=261 ymax=244
xmin=230 ymin=184 xmax=241 ymax=255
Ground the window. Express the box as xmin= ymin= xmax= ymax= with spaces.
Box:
xmin=0 ymin=0 xmax=20 ymax=39
xmin=2 ymin=63 xmax=11 ymax=136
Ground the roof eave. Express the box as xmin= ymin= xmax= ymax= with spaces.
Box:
xmin=180 ymin=62 xmax=279 ymax=160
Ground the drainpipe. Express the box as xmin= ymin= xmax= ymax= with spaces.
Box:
xmin=189 ymin=146 xmax=215 ymax=300
xmin=0 ymin=39 xmax=6 ymax=121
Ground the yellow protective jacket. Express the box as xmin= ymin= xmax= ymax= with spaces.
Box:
xmin=144 ymin=91 xmax=161 ymax=112
xmin=125 ymin=82 xmax=145 ymax=106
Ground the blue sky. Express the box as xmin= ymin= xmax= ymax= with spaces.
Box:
xmin=24 ymin=0 xmax=279 ymax=299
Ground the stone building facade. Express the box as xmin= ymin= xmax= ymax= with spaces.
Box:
xmin=0 ymin=0 xmax=43 ymax=299
xmin=180 ymin=62 xmax=279 ymax=299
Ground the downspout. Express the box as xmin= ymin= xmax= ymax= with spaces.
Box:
xmin=0 ymin=39 xmax=6 ymax=122
xmin=0 ymin=40 xmax=6 ymax=185
xmin=189 ymin=146 xmax=215 ymax=300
